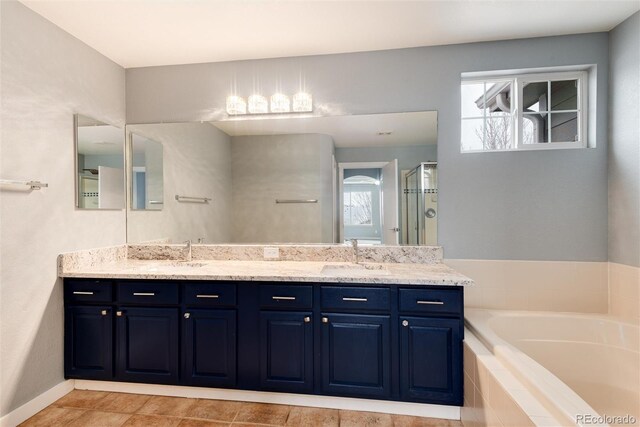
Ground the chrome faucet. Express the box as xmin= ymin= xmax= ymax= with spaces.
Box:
xmin=349 ymin=239 xmax=360 ymax=264
xmin=183 ymin=240 xmax=192 ymax=261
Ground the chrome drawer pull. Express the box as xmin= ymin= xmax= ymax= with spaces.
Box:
xmin=417 ymin=300 xmax=444 ymax=305
xmin=343 ymin=297 xmax=367 ymax=302
xmin=133 ymin=292 xmax=155 ymax=296
xmin=272 ymin=296 xmax=296 ymax=301
xmin=196 ymin=294 xmax=219 ymax=299
xmin=73 ymin=291 xmax=94 ymax=295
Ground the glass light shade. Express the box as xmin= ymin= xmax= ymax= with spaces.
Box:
xmin=226 ymin=95 xmax=246 ymax=115
xmin=270 ymin=93 xmax=291 ymax=113
xmin=292 ymin=92 xmax=313 ymax=112
xmin=248 ymin=94 xmax=269 ymax=114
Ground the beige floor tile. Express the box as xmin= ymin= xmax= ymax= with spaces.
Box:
xmin=122 ymin=414 xmax=182 ymax=427
xmin=234 ymin=402 xmax=290 ymax=425
xmin=285 ymin=406 xmax=340 ymax=426
xmin=66 ymin=410 xmax=131 ymax=427
xmin=186 ymin=399 xmax=242 ymax=422
xmin=138 ymin=396 xmax=198 ymax=417
xmin=19 ymin=406 xmax=86 ymax=427
xmin=392 ymin=414 xmax=457 ymax=426
xmin=54 ymin=390 xmax=111 ymax=409
xmin=178 ymin=419 xmax=230 ymax=426
xmin=95 ymin=393 xmax=153 ymax=414
xmin=339 ymin=410 xmax=393 ymax=427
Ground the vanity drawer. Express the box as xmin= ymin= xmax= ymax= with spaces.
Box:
xmin=117 ymin=281 xmax=179 ymax=305
xmin=321 ymin=286 xmax=390 ymax=312
xmin=184 ymin=282 xmax=236 ymax=307
xmin=259 ymin=284 xmax=313 ymax=309
xmin=65 ymin=279 xmax=113 ymax=303
xmin=398 ymin=288 xmax=462 ymax=315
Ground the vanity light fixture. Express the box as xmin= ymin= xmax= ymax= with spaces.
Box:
xmin=248 ymin=94 xmax=269 ymax=114
xmin=270 ymin=93 xmax=291 ymax=113
xmin=292 ymin=92 xmax=313 ymax=112
xmin=225 ymin=92 xmax=312 ymax=116
xmin=226 ymin=95 xmax=247 ymax=115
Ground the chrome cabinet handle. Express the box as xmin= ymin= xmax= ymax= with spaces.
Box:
xmin=272 ymin=296 xmax=296 ymax=301
xmin=322 ymin=317 xmax=328 ymax=323
xmin=343 ymin=297 xmax=367 ymax=302
xmin=196 ymin=294 xmax=219 ymax=299
xmin=73 ymin=291 xmax=94 ymax=295
xmin=184 ymin=313 xmax=191 ymax=319
xmin=402 ymin=320 xmax=409 ymax=327
xmin=133 ymin=292 xmax=155 ymax=296
xmin=304 ymin=316 xmax=311 ymax=323
xmin=101 ymin=310 xmax=108 ymax=316
xmin=417 ymin=300 xmax=444 ymax=305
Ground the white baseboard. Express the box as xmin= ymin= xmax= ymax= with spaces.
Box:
xmin=74 ymin=380 xmax=460 ymax=420
xmin=0 ymin=380 xmax=75 ymax=427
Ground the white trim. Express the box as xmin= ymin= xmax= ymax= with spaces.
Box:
xmin=0 ymin=380 xmax=75 ymax=427
xmin=74 ymin=380 xmax=460 ymax=420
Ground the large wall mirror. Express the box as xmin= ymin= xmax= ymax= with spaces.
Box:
xmin=74 ymin=114 xmax=125 ymax=209
xmin=125 ymin=111 xmax=438 ymax=245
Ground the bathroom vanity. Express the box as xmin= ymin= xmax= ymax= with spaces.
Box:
xmin=60 ymin=247 xmax=471 ymax=408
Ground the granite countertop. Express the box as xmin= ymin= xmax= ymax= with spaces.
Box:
xmin=60 ymin=259 xmax=474 ymax=286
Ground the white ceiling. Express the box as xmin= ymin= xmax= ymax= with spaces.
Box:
xmin=212 ymin=111 xmax=438 ymax=148
xmin=20 ymin=1 xmax=639 ymax=68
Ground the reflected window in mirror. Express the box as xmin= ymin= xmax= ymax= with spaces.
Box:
xmin=75 ymin=114 xmax=125 ymax=209
xmin=129 ymin=132 xmax=164 ymax=210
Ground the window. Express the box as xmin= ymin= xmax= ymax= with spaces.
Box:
xmin=344 ymin=191 xmax=373 ymax=226
xmin=461 ymin=71 xmax=587 ymax=152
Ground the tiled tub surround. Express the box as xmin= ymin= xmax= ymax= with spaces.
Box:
xmin=463 ymin=309 xmax=640 ymax=427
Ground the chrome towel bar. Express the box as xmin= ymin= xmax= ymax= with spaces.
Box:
xmin=0 ymin=179 xmax=48 ymax=190
xmin=175 ymin=195 xmax=211 ymax=203
xmin=275 ymin=199 xmax=318 ymax=204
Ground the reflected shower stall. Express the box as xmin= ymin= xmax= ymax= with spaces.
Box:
xmin=404 ymin=162 xmax=437 ymax=245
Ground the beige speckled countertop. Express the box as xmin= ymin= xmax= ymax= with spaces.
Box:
xmin=60 ymin=259 xmax=474 ymax=286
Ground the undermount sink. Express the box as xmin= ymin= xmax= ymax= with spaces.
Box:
xmin=321 ymin=263 xmax=389 ymax=276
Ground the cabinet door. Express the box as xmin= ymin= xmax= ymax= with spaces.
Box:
xmin=116 ymin=307 xmax=179 ymax=384
xmin=65 ymin=306 xmax=113 ymax=380
xmin=400 ymin=317 xmax=462 ymax=405
xmin=259 ymin=311 xmax=313 ymax=392
xmin=183 ymin=309 xmax=237 ymax=387
xmin=321 ymin=313 xmax=391 ymax=398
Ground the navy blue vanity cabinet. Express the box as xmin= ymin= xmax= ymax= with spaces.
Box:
xmin=259 ymin=311 xmax=314 ymax=392
xmin=64 ymin=306 xmax=113 ymax=380
xmin=321 ymin=313 xmax=391 ymax=398
xmin=183 ymin=309 xmax=237 ymax=387
xmin=399 ymin=317 xmax=462 ymax=404
xmin=257 ymin=284 xmax=314 ymax=392
xmin=398 ymin=287 xmax=464 ymax=405
xmin=116 ymin=307 xmax=179 ymax=384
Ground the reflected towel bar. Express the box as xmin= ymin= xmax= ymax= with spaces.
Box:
xmin=175 ymin=195 xmax=211 ymax=203
xmin=275 ymin=199 xmax=318 ymax=204
xmin=0 ymin=179 xmax=48 ymax=190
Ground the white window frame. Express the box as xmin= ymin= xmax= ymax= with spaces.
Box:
xmin=461 ymin=70 xmax=588 ymax=153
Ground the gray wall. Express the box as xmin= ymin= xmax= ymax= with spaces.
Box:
xmin=231 ymin=134 xmax=335 ymax=243
xmin=127 ymin=32 xmax=609 ymax=261
xmin=608 ymin=12 xmax=640 ymax=267
xmin=0 ymin=0 xmax=126 ymax=415
xmin=335 ymin=145 xmax=437 ymax=174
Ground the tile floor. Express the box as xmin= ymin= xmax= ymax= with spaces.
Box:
xmin=19 ymin=390 xmax=463 ymax=427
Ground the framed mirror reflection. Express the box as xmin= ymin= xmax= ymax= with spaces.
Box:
xmin=74 ymin=114 xmax=125 ymax=210
xmin=125 ymin=111 xmax=438 ymax=246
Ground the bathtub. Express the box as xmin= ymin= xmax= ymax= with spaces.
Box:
xmin=465 ymin=309 xmax=639 ymax=426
